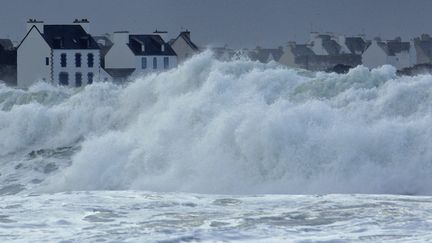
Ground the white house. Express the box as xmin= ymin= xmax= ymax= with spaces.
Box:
xmin=362 ymin=38 xmax=415 ymax=70
xmin=104 ymin=31 xmax=177 ymax=81
xmin=309 ymin=33 xmax=341 ymax=55
xmin=168 ymin=30 xmax=199 ymax=63
xmin=17 ymin=19 xmax=101 ymax=88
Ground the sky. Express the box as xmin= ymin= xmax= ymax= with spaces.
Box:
xmin=1 ymin=0 xmax=432 ymax=48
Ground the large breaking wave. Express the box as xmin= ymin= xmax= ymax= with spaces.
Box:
xmin=2 ymin=51 xmax=432 ymax=195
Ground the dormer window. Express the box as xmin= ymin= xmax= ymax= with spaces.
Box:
xmin=161 ymin=44 xmax=165 ymax=52
xmin=97 ymin=39 xmax=106 ymax=46
xmin=141 ymin=44 xmax=145 ymax=52
xmin=54 ymin=37 xmax=63 ymax=48
xmin=80 ymin=37 xmax=90 ymax=48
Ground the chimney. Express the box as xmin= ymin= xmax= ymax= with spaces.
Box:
xmin=73 ymin=19 xmax=90 ymax=33
xmin=181 ymin=30 xmax=191 ymax=40
xmin=287 ymin=41 xmax=296 ymax=47
xmin=309 ymin=31 xmax=319 ymax=43
xmin=338 ymin=35 xmax=346 ymax=45
xmin=283 ymin=41 xmax=295 ymax=52
xmin=27 ymin=19 xmax=44 ymax=34
xmin=153 ymin=29 xmax=168 ymax=41
xmin=113 ymin=31 xmax=129 ymax=46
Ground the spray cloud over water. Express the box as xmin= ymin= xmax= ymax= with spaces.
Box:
xmin=2 ymin=51 xmax=432 ymax=195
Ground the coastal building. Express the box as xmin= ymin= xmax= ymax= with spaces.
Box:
xmin=17 ymin=19 xmax=101 ymax=88
xmin=168 ymin=30 xmax=200 ymax=63
xmin=104 ymin=31 xmax=177 ymax=82
xmin=412 ymin=34 xmax=432 ymax=65
xmin=309 ymin=33 xmax=341 ymax=55
xmin=362 ymin=37 xmax=415 ymax=69
xmin=343 ymin=37 xmax=370 ymax=55
xmin=278 ymin=42 xmax=315 ymax=69
xmin=249 ymin=46 xmax=284 ymax=63
xmin=279 ymin=33 xmax=366 ymax=71
xmin=211 ymin=46 xmax=236 ymax=61
xmin=0 ymin=39 xmax=17 ymax=85
xmin=93 ymin=35 xmax=113 ymax=68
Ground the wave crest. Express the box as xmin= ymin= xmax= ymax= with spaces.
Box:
xmin=3 ymin=51 xmax=432 ymax=195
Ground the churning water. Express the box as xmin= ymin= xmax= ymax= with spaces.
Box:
xmin=1 ymin=51 xmax=432 ymax=241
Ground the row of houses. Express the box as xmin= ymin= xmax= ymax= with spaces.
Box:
xmin=214 ymin=32 xmax=432 ymax=72
xmin=2 ymin=21 xmax=432 ymax=87
xmin=1 ymin=19 xmax=200 ymax=88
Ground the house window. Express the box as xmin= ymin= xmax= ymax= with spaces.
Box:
xmin=75 ymin=53 xmax=82 ymax=67
xmin=59 ymin=72 xmax=69 ymax=85
xmin=61 ymin=53 xmax=67 ymax=67
xmin=153 ymin=57 xmax=157 ymax=69
xmin=87 ymin=53 xmax=94 ymax=67
xmin=87 ymin=72 xmax=94 ymax=84
xmin=45 ymin=57 xmax=49 ymax=66
xmin=141 ymin=57 xmax=147 ymax=69
xmin=164 ymin=57 xmax=169 ymax=69
xmin=75 ymin=72 xmax=82 ymax=87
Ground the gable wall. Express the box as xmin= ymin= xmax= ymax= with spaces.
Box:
xmin=362 ymin=42 xmax=388 ymax=69
xmin=17 ymin=28 xmax=51 ymax=88
xmin=104 ymin=41 xmax=135 ymax=69
xmin=171 ymin=37 xmax=197 ymax=63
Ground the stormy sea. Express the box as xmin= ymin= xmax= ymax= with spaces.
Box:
xmin=1 ymin=51 xmax=432 ymax=242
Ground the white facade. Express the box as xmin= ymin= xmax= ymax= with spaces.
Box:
xmin=278 ymin=45 xmax=297 ymax=68
xmin=311 ymin=38 xmax=328 ymax=55
xmin=362 ymin=40 xmax=414 ymax=70
xmin=170 ymin=34 xmax=198 ymax=63
xmin=52 ymin=50 xmax=100 ymax=87
xmin=393 ymin=51 xmax=411 ymax=70
xmin=133 ymin=55 xmax=177 ymax=76
xmin=337 ymin=36 xmax=351 ymax=54
xmin=17 ymin=21 xmax=101 ymax=88
xmin=105 ymin=31 xmax=178 ymax=77
xmin=104 ymin=32 xmax=135 ymax=69
xmin=17 ymin=26 xmax=51 ymax=88
xmin=362 ymin=41 xmax=389 ymax=69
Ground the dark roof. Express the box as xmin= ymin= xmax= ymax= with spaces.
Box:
xmin=290 ymin=44 xmax=315 ymax=57
xmin=93 ymin=36 xmax=113 ymax=47
xmin=250 ymin=47 xmax=283 ymax=62
xmin=345 ymin=37 xmax=369 ymax=54
xmin=0 ymin=39 xmax=14 ymax=50
xmin=317 ymin=35 xmax=332 ymax=40
xmin=321 ymin=39 xmax=341 ymax=55
xmin=377 ymin=40 xmax=410 ymax=56
xmin=93 ymin=36 xmax=113 ymax=57
xmin=177 ymin=32 xmax=199 ymax=51
xmin=128 ymin=35 xmax=176 ymax=56
xmin=415 ymin=38 xmax=432 ymax=61
xmin=386 ymin=40 xmax=410 ymax=55
xmin=42 ymin=25 xmax=99 ymax=50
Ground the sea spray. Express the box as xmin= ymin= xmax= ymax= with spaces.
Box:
xmin=1 ymin=51 xmax=432 ymax=195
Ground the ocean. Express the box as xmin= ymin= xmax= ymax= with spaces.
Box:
xmin=1 ymin=51 xmax=432 ymax=242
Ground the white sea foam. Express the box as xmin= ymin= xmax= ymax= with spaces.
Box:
xmin=1 ymin=51 xmax=432 ymax=195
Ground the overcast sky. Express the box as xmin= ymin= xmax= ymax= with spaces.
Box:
xmin=1 ymin=0 xmax=432 ymax=48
